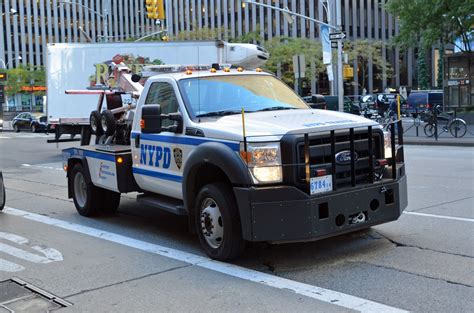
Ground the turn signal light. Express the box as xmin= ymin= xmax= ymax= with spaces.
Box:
xmin=140 ymin=119 xmax=145 ymax=129
xmin=237 ymin=67 xmax=243 ymax=72
xmin=223 ymin=67 xmax=230 ymax=72
xmin=185 ymin=69 xmax=193 ymax=75
xmin=210 ymin=68 xmax=217 ymax=73
xmin=376 ymin=159 xmax=388 ymax=166
xmin=117 ymin=157 xmax=123 ymax=164
xmin=239 ymin=151 xmax=252 ymax=163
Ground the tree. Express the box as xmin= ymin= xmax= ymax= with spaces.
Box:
xmin=386 ymin=0 xmax=473 ymax=52
xmin=344 ymin=40 xmax=393 ymax=91
xmin=263 ymin=37 xmax=325 ymax=87
xmin=5 ymin=65 xmax=46 ymax=97
xmin=417 ymin=45 xmax=429 ymax=90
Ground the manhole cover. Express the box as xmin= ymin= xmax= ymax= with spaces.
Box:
xmin=0 ymin=278 xmax=71 ymax=312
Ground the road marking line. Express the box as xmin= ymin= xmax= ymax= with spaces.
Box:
xmin=0 ymin=258 xmax=25 ymax=272
xmin=404 ymin=211 xmax=474 ymax=222
xmin=2 ymin=206 xmax=406 ymax=313
xmin=21 ymin=163 xmax=63 ymax=171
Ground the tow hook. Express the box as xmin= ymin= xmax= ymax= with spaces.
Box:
xmin=349 ymin=212 xmax=367 ymax=225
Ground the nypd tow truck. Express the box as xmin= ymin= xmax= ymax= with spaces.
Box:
xmin=63 ymin=64 xmax=407 ymax=260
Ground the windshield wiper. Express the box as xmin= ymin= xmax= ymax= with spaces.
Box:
xmin=254 ymin=106 xmax=297 ymax=112
xmin=196 ymin=110 xmax=244 ymax=118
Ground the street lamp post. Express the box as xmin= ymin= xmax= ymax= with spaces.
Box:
xmin=60 ymin=0 xmax=110 ymax=43
xmin=0 ymin=56 xmax=23 ymax=69
xmin=243 ymin=0 xmax=345 ymax=112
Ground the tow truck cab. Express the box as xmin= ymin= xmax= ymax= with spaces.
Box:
xmin=63 ymin=66 xmax=407 ymax=260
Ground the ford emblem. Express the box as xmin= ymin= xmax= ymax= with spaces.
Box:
xmin=335 ymin=150 xmax=358 ymax=165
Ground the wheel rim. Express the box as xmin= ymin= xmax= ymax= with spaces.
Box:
xmin=200 ymin=198 xmax=224 ymax=249
xmin=450 ymin=121 xmax=466 ymax=138
xmin=91 ymin=116 xmax=98 ymax=132
xmin=101 ymin=116 xmax=108 ymax=133
xmin=74 ymin=172 xmax=87 ymax=208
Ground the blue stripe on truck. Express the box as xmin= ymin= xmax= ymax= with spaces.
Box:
xmin=132 ymin=167 xmax=182 ymax=183
xmin=131 ymin=132 xmax=240 ymax=151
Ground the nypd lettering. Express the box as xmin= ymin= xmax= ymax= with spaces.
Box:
xmin=140 ymin=144 xmax=171 ymax=169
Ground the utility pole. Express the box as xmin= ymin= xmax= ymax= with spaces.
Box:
xmin=336 ymin=0 xmax=344 ymax=112
xmin=103 ymin=0 xmax=110 ymax=43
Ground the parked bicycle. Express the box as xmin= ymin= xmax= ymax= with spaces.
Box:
xmin=423 ymin=106 xmax=467 ymax=138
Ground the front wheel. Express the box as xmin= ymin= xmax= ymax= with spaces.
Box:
xmin=31 ymin=124 xmax=37 ymax=133
xmin=449 ymin=119 xmax=467 ymax=138
xmin=423 ymin=123 xmax=436 ymax=137
xmin=13 ymin=124 xmax=19 ymax=133
xmin=195 ymin=183 xmax=245 ymax=260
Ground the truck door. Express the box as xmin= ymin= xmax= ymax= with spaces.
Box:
xmin=132 ymin=81 xmax=185 ymax=200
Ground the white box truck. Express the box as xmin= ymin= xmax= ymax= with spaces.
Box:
xmin=46 ymin=40 xmax=268 ymax=144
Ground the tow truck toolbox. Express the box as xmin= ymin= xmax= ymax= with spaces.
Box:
xmin=63 ymin=63 xmax=407 ymax=261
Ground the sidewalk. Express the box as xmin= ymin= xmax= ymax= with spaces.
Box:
xmin=401 ymin=118 xmax=474 ymax=147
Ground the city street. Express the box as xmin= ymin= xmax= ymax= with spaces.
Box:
xmin=0 ymin=132 xmax=472 ymax=312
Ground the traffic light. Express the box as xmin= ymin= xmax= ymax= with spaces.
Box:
xmin=146 ymin=0 xmax=165 ymax=19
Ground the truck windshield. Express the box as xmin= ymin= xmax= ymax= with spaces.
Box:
xmin=178 ymin=75 xmax=309 ymax=118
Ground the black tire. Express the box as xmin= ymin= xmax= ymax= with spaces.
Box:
xmin=449 ymin=119 xmax=467 ymax=138
xmin=71 ymin=163 xmax=101 ymax=217
xmin=101 ymin=189 xmax=121 ymax=214
xmin=423 ymin=123 xmax=436 ymax=137
xmin=31 ymin=124 xmax=37 ymax=133
xmin=101 ymin=110 xmax=116 ymax=137
xmin=13 ymin=124 xmax=19 ymax=133
xmin=0 ymin=179 xmax=5 ymax=211
xmin=90 ymin=110 xmax=103 ymax=136
xmin=195 ymin=183 xmax=245 ymax=260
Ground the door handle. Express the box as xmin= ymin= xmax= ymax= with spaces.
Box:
xmin=135 ymin=134 xmax=140 ymax=148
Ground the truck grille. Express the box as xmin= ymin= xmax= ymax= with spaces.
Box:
xmin=295 ymin=128 xmax=383 ymax=190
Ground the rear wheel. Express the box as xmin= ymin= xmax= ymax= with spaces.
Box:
xmin=13 ymin=124 xmax=19 ymax=133
xmin=71 ymin=163 xmax=121 ymax=216
xmin=195 ymin=183 xmax=245 ymax=260
xmin=31 ymin=124 xmax=37 ymax=133
xmin=101 ymin=110 xmax=116 ymax=137
xmin=423 ymin=123 xmax=436 ymax=137
xmin=90 ymin=110 xmax=103 ymax=136
xmin=449 ymin=119 xmax=467 ymax=138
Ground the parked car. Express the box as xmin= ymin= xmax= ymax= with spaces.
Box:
xmin=324 ymin=95 xmax=360 ymax=114
xmin=0 ymin=171 xmax=5 ymax=211
xmin=12 ymin=112 xmax=49 ymax=133
xmin=407 ymin=90 xmax=443 ymax=115
xmin=303 ymin=94 xmax=327 ymax=109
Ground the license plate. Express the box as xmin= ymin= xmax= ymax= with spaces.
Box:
xmin=310 ymin=175 xmax=333 ymax=195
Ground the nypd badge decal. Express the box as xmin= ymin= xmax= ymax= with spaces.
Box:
xmin=173 ymin=147 xmax=183 ymax=169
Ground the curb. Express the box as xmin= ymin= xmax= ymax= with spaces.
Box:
xmin=404 ymin=138 xmax=474 ymax=147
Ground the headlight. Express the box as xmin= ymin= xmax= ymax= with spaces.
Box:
xmin=383 ymin=131 xmax=392 ymax=158
xmin=241 ymin=142 xmax=282 ymax=184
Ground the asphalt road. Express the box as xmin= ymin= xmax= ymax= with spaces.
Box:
xmin=0 ymin=132 xmax=473 ymax=312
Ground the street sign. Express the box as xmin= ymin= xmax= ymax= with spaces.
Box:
xmin=329 ymin=31 xmax=346 ymax=41
xmin=331 ymin=42 xmax=344 ymax=49
xmin=292 ymin=54 xmax=306 ymax=79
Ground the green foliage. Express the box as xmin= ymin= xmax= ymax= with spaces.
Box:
xmin=344 ymin=40 xmax=393 ymax=90
xmin=5 ymin=65 xmax=46 ymax=96
xmin=386 ymin=0 xmax=473 ymax=51
xmin=263 ymin=37 xmax=325 ymax=86
xmin=417 ymin=45 xmax=430 ymax=89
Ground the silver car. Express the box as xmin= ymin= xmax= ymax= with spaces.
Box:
xmin=0 ymin=171 xmax=5 ymax=210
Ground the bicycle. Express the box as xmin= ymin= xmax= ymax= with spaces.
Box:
xmin=423 ymin=106 xmax=467 ymax=138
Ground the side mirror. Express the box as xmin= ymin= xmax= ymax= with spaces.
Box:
xmin=311 ymin=95 xmax=317 ymax=103
xmin=141 ymin=105 xmax=162 ymax=134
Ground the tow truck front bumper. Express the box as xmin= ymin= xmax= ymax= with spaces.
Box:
xmin=234 ymin=173 xmax=407 ymax=242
